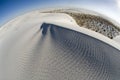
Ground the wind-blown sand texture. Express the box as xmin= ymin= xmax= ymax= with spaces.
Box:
xmin=0 ymin=9 xmax=120 ymax=80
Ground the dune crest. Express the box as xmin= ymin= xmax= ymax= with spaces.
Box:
xmin=0 ymin=9 xmax=120 ymax=80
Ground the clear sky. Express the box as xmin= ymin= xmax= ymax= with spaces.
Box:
xmin=0 ymin=0 xmax=120 ymax=27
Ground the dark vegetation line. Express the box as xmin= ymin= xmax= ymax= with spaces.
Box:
xmin=43 ymin=9 xmax=120 ymax=39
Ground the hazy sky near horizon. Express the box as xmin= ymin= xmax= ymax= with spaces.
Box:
xmin=0 ymin=0 xmax=120 ymax=26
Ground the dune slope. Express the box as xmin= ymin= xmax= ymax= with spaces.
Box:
xmin=0 ymin=11 xmax=120 ymax=80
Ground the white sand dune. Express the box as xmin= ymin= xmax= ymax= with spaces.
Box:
xmin=0 ymin=11 xmax=120 ymax=80
xmin=113 ymin=36 xmax=120 ymax=44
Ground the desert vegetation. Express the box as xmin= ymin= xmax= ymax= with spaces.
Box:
xmin=43 ymin=9 xmax=120 ymax=39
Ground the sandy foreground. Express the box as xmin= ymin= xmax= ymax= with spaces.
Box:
xmin=0 ymin=10 xmax=120 ymax=80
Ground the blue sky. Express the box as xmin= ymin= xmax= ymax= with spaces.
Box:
xmin=0 ymin=0 xmax=120 ymax=27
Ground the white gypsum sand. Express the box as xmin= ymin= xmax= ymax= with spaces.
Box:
xmin=0 ymin=10 xmax=120 ymax=80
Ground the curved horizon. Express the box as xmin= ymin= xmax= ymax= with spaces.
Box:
xmin=1 ymin=0 xmax=120 ymax=26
